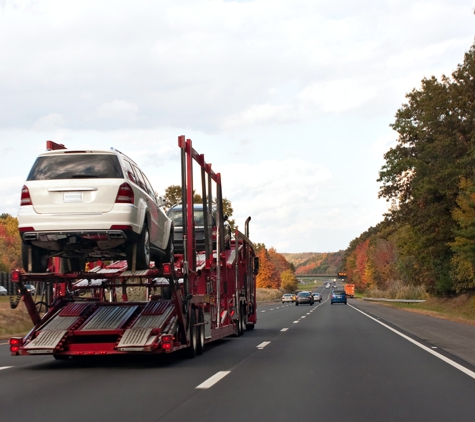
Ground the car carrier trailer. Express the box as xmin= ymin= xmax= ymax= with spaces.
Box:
xmin=9 ymin=137 xmax=258 ymax=359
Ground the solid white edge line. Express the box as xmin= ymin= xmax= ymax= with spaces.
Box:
xmin=348 ymin=304 xmax=475 ymax=380
xmin=0 ymin=342 xmax=9 ymax=346
xmin=257 ymin=341 xmax=271 ymax=349
xmin=0 ymin=366 xmax=13 ymax=371
xmin=196 ymin=371 xmax=231 ymax=389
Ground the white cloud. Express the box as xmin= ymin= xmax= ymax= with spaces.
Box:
xmin=0 ymin=0 xmax=473 ymax=251
xmin=96 ymin=100 xmax=140 ymax=122
xmin=33 ymin=113 xmax=66 ymax=131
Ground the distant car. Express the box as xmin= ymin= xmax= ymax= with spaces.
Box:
xmin=18 ymin=147 xmax=174 ymax=271
xmin=325 ymin=283 xmax=330 ymax=289
xmin=296 ymin=291 xmax=314 ymax=306
xmin=25 ymin=284 xmax=36 ymax=295
xmin=331 ymin=290 xmax=347 ymax=305
xmin=0 ymin=286 xmax=7 ymax=296
xmin=282 ymin=293 xmax=294 ymax=303
xmin=166 ymin=204 xmax=231 ymax=254
xmin=312 ymin=292 xmax=322 ymax=303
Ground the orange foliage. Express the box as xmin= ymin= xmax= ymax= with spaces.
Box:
xmin=0 ymin=215 xmax=22 ymax=271
xmin=256 ymin=248 xmax=280 ymax=289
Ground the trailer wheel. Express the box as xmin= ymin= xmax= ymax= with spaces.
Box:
xmin=53 ymin=355 xmax=70 ymax=361
xmin=185 ymin=311 xmax=197 ymax=359
xmin=246 ymin=323 xmax=255 ymax=331
xmin=21 ymin=243 xmax=48 ymax=273
xmin=239 ymin=306 xmax=245 ymax=336
xmin=196 ymin=310 xmax=205 ymax=355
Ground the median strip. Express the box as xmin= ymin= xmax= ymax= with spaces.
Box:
xmin=196 ymin=371 xmax=231 ymax=389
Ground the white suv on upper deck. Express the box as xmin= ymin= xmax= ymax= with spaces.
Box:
xmin=18 ymin=147 xmax=173 ymax=272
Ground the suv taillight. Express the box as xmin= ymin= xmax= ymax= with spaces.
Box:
xmin=20 ymin=185 xmax=32 ymax=206
xmin=115 ymin=183 xmax=134 ymax=204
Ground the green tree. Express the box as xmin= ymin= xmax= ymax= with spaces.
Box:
xmin=377 ymin=43 xmax=475 ymax=294
xmin=450 ymin=177 xmax=475 ymax=291
xmin=280 ymin=269 xmax=298 ymax=292
xmin=163 ymin=184 xmax=235 ymax=228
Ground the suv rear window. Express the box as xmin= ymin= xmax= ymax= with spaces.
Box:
xmin=27 ymin=154 xmax=123 ymax=180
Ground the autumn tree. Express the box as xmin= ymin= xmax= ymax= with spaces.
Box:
xmin=0 ymin=214 xmax=21 ymax=271
xmin=268 ymin=247 xmax=290 ymax=275
xmin=256 ymin=248 xmax=280 ymax=289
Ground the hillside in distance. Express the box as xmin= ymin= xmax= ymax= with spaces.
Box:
xmin=282 ymin=251 xmax=345 ymax=275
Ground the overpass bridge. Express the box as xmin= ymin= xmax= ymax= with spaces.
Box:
xmin=296 ymin=273 xmax=346 ymax=279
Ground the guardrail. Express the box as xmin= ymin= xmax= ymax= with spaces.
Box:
xmin=362 ymin=297 xmax=426 ymax=303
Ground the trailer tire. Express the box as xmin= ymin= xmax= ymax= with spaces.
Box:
xmin=21 ymin=243 xmax=48 ymax=273
xmin=196 ymin=310 xmax=205 ymax=355
xmin=186 ymin=311 xmax=197 ymax=359
xmin=53 ymin=355 xmax=70 ymax=361
xmin=239 ymin=306 xmax=245 ymax=336
xmin=246 ymin=323 xmax=255 ymax=331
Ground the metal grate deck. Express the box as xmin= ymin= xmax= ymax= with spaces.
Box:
xmin=24 ymin=330 xmax=67 ymax=350
xmin=117 ymin=328 xmax=154 ymax=348
xmin=81 ymin=306 xmax=138 ymax=331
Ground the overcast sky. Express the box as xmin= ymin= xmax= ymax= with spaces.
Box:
xmin=0 ymin=0 xmax=474 ymax=253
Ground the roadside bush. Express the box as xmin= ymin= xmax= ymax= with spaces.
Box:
xmin=256 ymin=288 xmax=281 ymax=302
xmin=365 ymin=280 xmax=428 ymax=300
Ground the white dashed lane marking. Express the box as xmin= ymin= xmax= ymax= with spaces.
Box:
xmin=0 ymin=367 xmax=13 ymax=371
xmin=196 ymin=371 xmax=231 ymax=389
xmin=257 ymin=341 xmax=271 ymax=349
xmin=281 ymin=328 xmax=289 ymax=332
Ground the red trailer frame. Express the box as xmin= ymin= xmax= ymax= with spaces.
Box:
xmin=9 ymin=137 xmax=258 ymax=359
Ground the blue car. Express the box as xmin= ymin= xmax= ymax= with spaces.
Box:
xmin=331 ymin=290 xmax=347 ymax=305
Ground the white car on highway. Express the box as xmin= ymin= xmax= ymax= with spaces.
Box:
xmin=18 ymin=148 xmax=173 ymax=272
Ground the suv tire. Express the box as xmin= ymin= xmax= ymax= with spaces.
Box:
xmin=22 ymin=244 xmax=48 ymax=273
xmin=126 ymin=224 xmax=150 ymax=270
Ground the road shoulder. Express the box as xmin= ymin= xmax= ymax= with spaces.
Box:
xmin=352 ymin=299 xmax=475 ymax=368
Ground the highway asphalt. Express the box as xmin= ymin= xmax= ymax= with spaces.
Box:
xmin=1 ymin=286 xmax=475 ymax=421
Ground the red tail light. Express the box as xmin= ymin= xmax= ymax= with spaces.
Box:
xmin=115 ymin=183 xmax=134 ymax=204
xmin=162 ymin=263 xmax=172 ymax=275
xmin=161 ymin=334 xmax=173 ymax=351
xmin=10 ymin=337 xmax=22 ymax=354
xmin=20 ymin=185 xmax=32 ymax=206
xmin=11 ymin=270 xmax=21 ymax=282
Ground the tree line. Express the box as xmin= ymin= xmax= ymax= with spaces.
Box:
xmin=344 ymin=42 xmax=475 ymax=296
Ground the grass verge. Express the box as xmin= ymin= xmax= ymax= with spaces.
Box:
xmin=0 ymin=298 xmax=34 ymax=339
